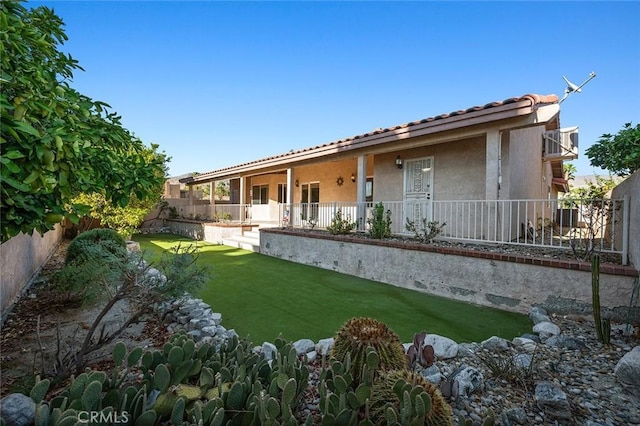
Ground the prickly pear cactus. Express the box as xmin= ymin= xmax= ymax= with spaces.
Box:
xmin=331 ymin=317 xmax=406 ymax=382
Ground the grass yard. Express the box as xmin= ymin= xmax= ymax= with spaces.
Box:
xmin=134 ymin=233 xmax=531 ymax=345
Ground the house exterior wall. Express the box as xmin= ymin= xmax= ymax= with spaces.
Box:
xmin=374 ymin=136 xmax=487 ymax=202
xmin=290 ymin=158 xmax=362 ymax=203
xmin=508 ymin=126 xmax=545 ymax=200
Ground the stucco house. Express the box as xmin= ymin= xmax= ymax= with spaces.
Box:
xmin=180 ymin=93 xmax=579 ymax=241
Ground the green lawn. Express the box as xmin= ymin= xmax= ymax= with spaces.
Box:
xmin=134 ymin=233 xmax=531 ymax=345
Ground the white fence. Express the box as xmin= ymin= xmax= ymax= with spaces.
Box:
xmin=279 ymin=198 xmax=629 ymax=261
xmin=168 ymin=197 xmax=629 ymax=262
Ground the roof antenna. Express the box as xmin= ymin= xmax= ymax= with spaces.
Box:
xmin=559 ymin=71 xmax=596 ymax=104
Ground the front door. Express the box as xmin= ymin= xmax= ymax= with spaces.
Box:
xmin=403 ymin=157 xmax=434 ymax=228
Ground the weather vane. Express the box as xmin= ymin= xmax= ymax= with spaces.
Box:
xmin=559 ymin=71 xmax=597 ymax=104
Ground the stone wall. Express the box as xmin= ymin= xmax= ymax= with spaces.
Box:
xmin=1 ymin=225 xmax=63 ymax=321
xmin=260 ymin=229 xmax=638 ymax=321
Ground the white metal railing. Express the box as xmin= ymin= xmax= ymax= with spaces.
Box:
xmin=277 ymin=198 xmax=629 ymax=262
xmin=173 ymin=203 xmax=252 ymax=223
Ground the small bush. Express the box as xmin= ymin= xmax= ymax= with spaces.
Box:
xmin=405 ymin=218 xmax=446 ymax=243
xmin=53 ymin=229 xmax=128 ymax=303
xmin=326 ymin=209 xmax=358 ymax=235
xmin=65 ymin=228 xmax=127 ymax=264
xmin=367 ymin=202 xmax=392 ymax=239
xmin=214 ymin=210 xmax=232 ymax=222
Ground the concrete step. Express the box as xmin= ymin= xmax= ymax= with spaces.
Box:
xmin=221 ymin=235 xmax=260 ymax=253
xmin=243 ymin=230 xmax=261 ymax=239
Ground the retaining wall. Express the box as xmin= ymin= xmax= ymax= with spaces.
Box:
xmin=260 ymin=229 xmax=638 ymax=321
xmin=163 ymin=220 xmax=254 ymax=244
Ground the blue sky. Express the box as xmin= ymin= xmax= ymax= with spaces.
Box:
xmin=30 ymin=1 xmax=640 ymax=177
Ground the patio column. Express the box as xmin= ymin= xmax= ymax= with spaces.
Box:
xmin=485 ymin=129 xmax=500 ymax=200
xmin=356 ymin=155 xmax=367 ymax=230
xmin=209 ymin=181 xmax=215 ymax=220
xmin=485 ymin=129 xmax=500 ymax=240
xmin=285 ymin=168 xmax=294 ymax=225
xmin=188 ymin=185 xmax=194 ymax=219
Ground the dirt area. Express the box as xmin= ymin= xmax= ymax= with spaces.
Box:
xmin=0 ymin=240 xmax=170 ymax=396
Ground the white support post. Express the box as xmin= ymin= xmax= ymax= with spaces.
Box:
xmin=356 ymin=155 xmax=367 ymax=230
xmin=285 ymin=168 xmax=294 ymax=226
xmin=209 ymin=181 xmax=215 ymax=220
xmin=238 ymin=176 xmax=246 ymax=222
xmin=485 ymin=130 xmax=500 ymax=240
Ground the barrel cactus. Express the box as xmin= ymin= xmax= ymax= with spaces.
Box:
xmin=369 ymin=369 xmax=453 ymax=426
xmin=330 ymin=317 xmax=407 ymax=382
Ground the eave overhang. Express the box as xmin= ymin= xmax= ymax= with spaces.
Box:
xmin=181 ymin=94 xmax=559 ymax=185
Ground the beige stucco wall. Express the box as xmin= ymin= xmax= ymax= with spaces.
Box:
xmin=374 ymin=135 xmax=486 ymax=202
xmin=289 ymin=158 xmax=374 ymax=203
xmin=612 ymin=170 xmax=640 ymax=269
xmin=508 ymin=126 xmax=545 ymax=200
xmin=1 ymin=225 xmax=63 ymax=320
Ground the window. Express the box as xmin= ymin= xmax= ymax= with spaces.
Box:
xmin=301 ymin=183 xmax=319 ymax=220
xmin=252 ymin=185 xmax=269 ymax=204
xmin=277 ymin=184 xmax=287 ymax=203
xmin=366 ymin=178 xmax=373 ymax=202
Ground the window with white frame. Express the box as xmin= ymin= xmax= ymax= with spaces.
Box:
xmin=252 ymin=185 xmax=269 ymax=204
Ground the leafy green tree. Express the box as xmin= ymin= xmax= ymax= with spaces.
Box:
xmin=0 ymin=2 xmax=167 ymax=241
xmin=215 ymin=180 xmax=230 ymax=200
xmin=563 ymin=163 xmax=577 ymax=181
xmin=585 ymin=122 xmax=640 ymax=177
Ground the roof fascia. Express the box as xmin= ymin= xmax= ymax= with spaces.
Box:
xmin=183 ymin=99 xmax=547 ymax=185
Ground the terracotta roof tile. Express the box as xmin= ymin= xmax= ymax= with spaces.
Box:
xmin=184 ymin=93 xmax=558 ymax=182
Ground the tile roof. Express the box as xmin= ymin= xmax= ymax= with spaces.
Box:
xmin=183 ymin=93 xmax=558 ymax=183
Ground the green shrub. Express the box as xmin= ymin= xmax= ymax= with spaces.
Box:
xmin=326 ymin=209 xmax=358 ymax=235
xmin=405 ymin=219 xmax=446 ymax=243
xmin=367 ymin=202 xmax=392 ymax=239
xmin=65 ymin=228 xmax=127 ymax=264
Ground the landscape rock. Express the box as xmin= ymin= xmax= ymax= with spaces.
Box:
xmin=424 ymin=334 xmax=458 ymax=359
xmin=262 ymin=342 xmax=277 ymax=361
xmin=293 ymin=338 xmax=316 ymax=355
xmin=481 ymin=336 xmax=509 ymax=352
xmin=316 ymin=338 xmax=334 ymax=356
xmin=503 ymin=407 xmax=528 ymax=425
xmin=0 ymin=393 xmax=36 ymax=426
xmin=453 ymin=366 xmax=484 ymax=397
xmin=614 ymin=345 xmax=640 ymax=387
xmin=520 ymin=333 xmax=541 ymax=343
xmin=513 ymin=353 xmax=533 ymax=370
xmin=535 ymin=381 xmax=572 ymax=419
xmin=420 ymin=365 xmax=442 ymax=385
xmin=201 ymin=326 xmax=217 ymax=337
xmin=532 ymin=321 xmax=561 ymax=340
xmin=456 ymin=343 xmax=477 ymax=358
xmin=545 ymin=335 xmax=585 ymax=350
xmin=512 ymin=337 xmax=538 ymax=353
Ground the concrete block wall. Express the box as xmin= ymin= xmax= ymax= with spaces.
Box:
xmin=1 ymin=225 xmax=63 ymax=321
